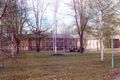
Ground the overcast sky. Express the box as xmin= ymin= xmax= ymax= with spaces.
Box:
xmin=27 ymin=0 xmax=119 ymax=33
xmin=27 ymin=0 xmax=73 ymax=33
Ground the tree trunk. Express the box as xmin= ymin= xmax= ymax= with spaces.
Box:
xmin=13 ymin=33 xmax=20 ymax=54
xmin=100 ymin=31 xmax=104 ymax=61
xmin=97 ymin=39 xmax=99 ymax=51
xmin=0 ymin=26 xmax=3 ymax=51
xmin=36 ymin=34 xmax=41 ymax=52
xmin=28 ymin=38 xmax=32 ymax=51
xmin=16 ymin=44 xmax=19 ymax=53
xmin=79 ymin=33 xmax=84 ymax=53
xmin=36 ymin=45 xmax=40 ymax=52
xmin=36 ymin=40 xmax=40 ymax=52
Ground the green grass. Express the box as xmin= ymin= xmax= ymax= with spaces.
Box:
xmin=0 ymin=51 xmax=120 ymax=80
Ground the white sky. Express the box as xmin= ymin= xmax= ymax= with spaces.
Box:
xmin=27 ymin=0 xmax=72 ymax=22
xmin=27 ymin=0 xmax=73 ymax=33
xmin=27 ymin=0 xmax=119 ymax=33
xmin=45 ymin=0 xmax=73 ymax=24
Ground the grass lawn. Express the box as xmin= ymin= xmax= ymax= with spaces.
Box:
xmin=0 ymin=51 xmax=120 ymax=80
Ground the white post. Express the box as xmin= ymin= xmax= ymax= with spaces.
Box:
xmin=11 ymin=33 xmax=14 ymax=57
xmin=111 ymin=28 xmax=114 ymax=68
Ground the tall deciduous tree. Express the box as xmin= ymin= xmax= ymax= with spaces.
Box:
xmin=0 ymin=0 xmax=7 ymax=51
xmin=69 ymin=0 xmax=93 ymax=53
xmin=1 ymin=0 xmax=28 ymax=55
xmin=0 ymin=0 xmax=7 ymax=20
xmin=90 ymin=0 xmax=112 ymax=61
xmin=30 ymin=0 xmax=49 ymax=52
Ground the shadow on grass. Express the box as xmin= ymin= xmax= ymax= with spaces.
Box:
xmin=50 ymin=53 xmax=65 ymax=57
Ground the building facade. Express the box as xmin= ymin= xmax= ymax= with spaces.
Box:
xmin=2 ymin=33 xmax=120 ymax=52
xmin=28 ymin=34 xmax=78 ymax=51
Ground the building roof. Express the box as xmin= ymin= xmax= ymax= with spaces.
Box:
xmin=46 ymin=33 xmax=77 ymax=39
xmin=28 ymin=32 xmax=77 ymax=39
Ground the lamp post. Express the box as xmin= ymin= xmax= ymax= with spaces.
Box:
xmin=111 ymin=27 xmax=114 ymax=68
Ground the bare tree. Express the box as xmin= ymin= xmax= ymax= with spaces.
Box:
xmin=30 ymin=0 xmax=49 ymax=52
xmin=0 ymin=0 xmax=7 ymax=20
xmin=1 ymin=0 xmax=28 ymax=55
xmin=90 ymin=0 xmax=112 ymax=61
xmin=0 ymin=0 xmax=8 ymax=51
xmin=68 ymin=0 xmax=92 ymax=53
xmin=0 ymin=0 xmax=28 ymax=68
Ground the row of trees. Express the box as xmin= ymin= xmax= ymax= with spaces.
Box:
xmin=0 ymin=0 xmax=59 ymax=55
xmin=0 ymin=0 xmax=120 ymax=60
xmin=67 ymin=0 xmax=120 ymax=61
xmin=0 ymin=0 xmax=28 ymax=56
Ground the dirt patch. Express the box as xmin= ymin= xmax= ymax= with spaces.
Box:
xmin=103 ymin=69 xmax=120 ymax=80
xmin=114 ymin=74 xmax=120 ymax=80
xmin=0 ymin=74 xmax=29 ymax=80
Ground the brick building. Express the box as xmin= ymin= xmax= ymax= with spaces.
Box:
xmin=28 ymin=33 xmax=78 ymax=51
xmin=2 ymin=33 xmax=120 ymax=52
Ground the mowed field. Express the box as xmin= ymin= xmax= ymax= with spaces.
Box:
xmin=0 ymin=51 xmax=120 ymax=80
